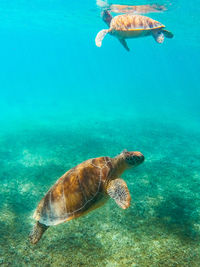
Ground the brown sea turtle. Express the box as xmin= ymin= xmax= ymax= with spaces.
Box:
xmin=96 ymin=13 xmax=173 ymax=51
xmin=29 ymin=150 xmax=144 ymax=244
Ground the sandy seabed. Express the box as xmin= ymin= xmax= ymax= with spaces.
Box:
xmin=1 ymin=116 xmax=200 ymax=267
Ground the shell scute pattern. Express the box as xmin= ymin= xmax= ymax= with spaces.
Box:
xmin=34 ymin=157 xmax=114 ymax=225
xmin=111 ymin=15 xmax=163 ymax=31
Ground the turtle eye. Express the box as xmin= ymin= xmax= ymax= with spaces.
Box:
xmin=125 ymin=156 xmax=136 ymax=165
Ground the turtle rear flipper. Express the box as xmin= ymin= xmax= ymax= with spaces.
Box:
xmin=107 ymin=178 xmax=131 ymax=209
xmin=29 ymin=221 xmax=49 ymax=244
xmin=95 ymin=29 xmax=109 ymax=47
xmin=152 ymin=30 xmax=164 ymax=43
xmin=162 ymin=29 xmax=174 ymax=38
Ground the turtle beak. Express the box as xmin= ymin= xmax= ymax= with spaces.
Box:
xmin=133 ymin=151 xmax=145 ymax=164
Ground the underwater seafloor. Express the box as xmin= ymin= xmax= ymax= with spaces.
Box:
xmin=1 ymin=113 xmax=200 ymax=267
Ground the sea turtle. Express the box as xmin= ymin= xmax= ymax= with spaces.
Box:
xmin=96 ymin=13 xmax=173 ymax=51
xmin=29 ymin=150 xmax=144 ymax=244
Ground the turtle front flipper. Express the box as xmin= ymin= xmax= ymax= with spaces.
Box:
xmin=101 ymin=11 xmax=130 ymax=51
xmin=162 ymin=29 xmax=174 ymax=38
xmin=106 ymin=178 xmax=131 ymax=209
xmin=152 ymin=30 xmax=164 ymax=43
xmin=95 ymin=29 xmax=109 ymax=47
xmin=119 ymin=39 xmax=130 ymax=52
xmin=29 ymin=221 xmax=49 ymax=244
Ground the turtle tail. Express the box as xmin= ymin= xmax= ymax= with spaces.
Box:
xmin=29 ymin=221 xmax=49 ymax=244
xmin=95 ymin=29 xmax=109 ymax=47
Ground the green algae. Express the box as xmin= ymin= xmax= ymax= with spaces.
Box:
xmin=1 ymin=117 xmax=200 ymax=266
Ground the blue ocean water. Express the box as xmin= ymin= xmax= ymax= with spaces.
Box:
xmin=0 ymin=0 xmax=200 ymax=266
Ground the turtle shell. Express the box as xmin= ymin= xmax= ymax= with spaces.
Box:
xmin=33 ymin=157 xmax=113 ymax=226
xmin=110 ymin=14 xmax=164 ymax=38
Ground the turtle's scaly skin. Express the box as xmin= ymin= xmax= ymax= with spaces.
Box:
xmin=109 ymin=14 xmax=164 ymax=38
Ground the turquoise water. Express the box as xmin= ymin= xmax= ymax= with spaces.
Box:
xmin=0 ymin=0 xmax=200 ymax=266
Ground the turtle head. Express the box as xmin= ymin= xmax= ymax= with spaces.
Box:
xmin=122 ymin=150 xmax=145 ymax=167
xmin=112 ymin=150 xmax=144 ymax=177
xmin=101 ymin=10 xmax=112 ymax=26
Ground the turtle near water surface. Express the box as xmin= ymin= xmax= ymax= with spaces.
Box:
xmin=96 ymin=13 xmax=174 ymax=51
xmin=30 ymin=150 xmax=144 ymax=244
